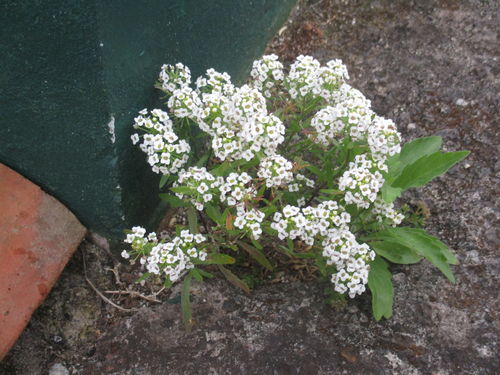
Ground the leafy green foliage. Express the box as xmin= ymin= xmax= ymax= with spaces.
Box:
xmin=368 ymin=256 xmax=393 ymax=320
xmin=159 ymin=193 xmax=186 ymax=208
xmin=365 ymin=227 xmax=457 ymax=282
xmin=370 ymin=241 xmax=422 ymax=264
xmin=392 ymin=151 xmax=470 ymax=191
xmin=381 ymin=137 xmax=469 ymax=203
xmin=181 ymin=273 xmax=193 ymax=331
xmin=237 ymin=240 xmax=273 ymax=270
xmin=218 ymin=265 xmax=250 ymax=294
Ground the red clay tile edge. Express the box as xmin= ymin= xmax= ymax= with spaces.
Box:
xmin=0 ymin=164 xmax=87 ymax=359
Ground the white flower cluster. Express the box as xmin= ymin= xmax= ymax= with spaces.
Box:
xmin=195 ymin=68 xmax=235 ymax=95
xmin=167 ymin=86 xmax=202 ymax=119
xmin=173 ymin=167 xmax=222 ymax=211
xmin=272 ymin=205 xmax=318 ymax=245
xmin=317 ymin=59 xmax=350 ymax=102
xmin=372 ymin=198 xmax=404 ymax=226
xmin=309 ymin=84 xmax=373 ymax=146
xmin=250 ymin=54 xmax=284 ymax=97
xmin=257 ymin=154 xmax=294 ymax=188
xmin=219 ymin=172 xmax=255 ymax=206
xmin=122 ymin=227 xmax=207 ymax=283
xmin=234 ymin=204 xmax=265 ymax=240
xmin=158 ymin=63 xmax=191 ymax=95
xmin=338 ymin=154 xmax=387 ymax=209
xmin=199 ymin=85 xmax=286 ymax=162
xmin=131 ymin=109 xmax=190 ymax=175
xmin=322 ymin=228 xmax=375 ymax=298
xmin=271 ymin=201 xmax=350 ymax=246
xmin=314 ymin=200 xmax=351 ymax=235
xmin=122 ymin=226 xmax=152 ymax=255
xmin=286 ymin=55 xmax=348 ymax=101
xmin=368 ymin=116 xmax=402 ymax=161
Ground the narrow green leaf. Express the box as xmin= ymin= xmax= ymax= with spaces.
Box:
xmin=159 ymin=174 xmax=170 ymax=189
xmin=306 ymin=165 xmax=324 ymax=178
xmin=250 ymin=238 xmax=263 ymax=250
xmin=217 ymin=265 xmax=250 ymax=294
xmin=240 ymin=157 xmax=261 ymax=171
xmin=237 ymin=240 xmax=273 ymax=270
xmin=197 ymin=269 xmax=214 ymax=279
xmin=370 ymin=241 xmax=422 ymax=264
xmin=393 ymin=151 xmax=470 ymax=190
xmin=170 ymin=186 xmax=195 ymax=195
xmin=260 ymin=205 xmax=277 ymax=217
xmin=195 ymin=152 xmax=211 ymax=167
xmin=319 ymin=189 xmax=343 ymax=195
xmin=368 ymin=256 xmax=394 ymax=320
xmin=187 ymin=206 xmax=199 ymax=234
xmin=159 ymin=193 xmax=186 ymax=208
xmin=190 ymin=268 xmax=203 ymax=282
xmin=181 ymin=273 xmax=193 ymax=331
xmin=206 ymin=253 xmax=236 ymax=265
xmin=210 ymin=161 xmax=232 ymax=177
xmin=205 ymin=204 xmax=223 ymax=225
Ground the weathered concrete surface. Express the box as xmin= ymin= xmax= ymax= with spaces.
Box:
xmin=0 ymin=164 xmax=86 ymax=360
xmin=1 ymin=0 xmax=498 ymax=374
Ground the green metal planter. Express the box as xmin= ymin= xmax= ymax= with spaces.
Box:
xmin=0 ymin=0 xmax=296 ymax=239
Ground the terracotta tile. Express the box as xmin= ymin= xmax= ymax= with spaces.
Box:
xmin=0 ymin=164 xmax=86 ymax=359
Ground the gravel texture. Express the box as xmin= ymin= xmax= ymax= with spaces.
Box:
xmin=2 ymin=0 xmax=498 ymax=374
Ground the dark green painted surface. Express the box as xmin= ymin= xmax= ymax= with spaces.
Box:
xmin=0 ymin=0 xmax=296 ymax=239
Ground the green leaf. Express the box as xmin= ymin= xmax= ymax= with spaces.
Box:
xmin=240 ymin=157 xmax=261 ymax=171
xmin=260 ymin=205 xmax=277 ymax=217
xmin=368 ymin=256 xmax=394 ymax=320
xmin=204 ymin=204 xmax=223 ymax=225
xmin=380 ymin=184 xmax=403 ymax=203
xmin=306 ymin=165 xmax=324 ymax=178
xmin=388 ymin=136 xmax=443 ymax=178
xmin=381 ymin=136 xmax=446 ymax=203
xmin=237 ymin=240 xmax=273 ymax=271
xmin=197 ymin=269 xmax=215 ymax=279
xmin=190 ymin=268 xmax=203 ymax=282
xmin=365 ymin=227 xmax=457 ymax=282
xmin=210 ymin=161 xmax=233 ymax=176
xmin=278 ymin=245 xmax=315 ymax=259
xmin=217 ymin=265 xmax=250 ymax=294
xmin=159 ymin=193 xmax=186 ymax=208
xmin=250 ymin=238 xmax=263 ymax=250
xmin=170 ymin=186 xmax=195 ymax=195
xmin=159 ymin=174 xmax=170 ymax=189
xmin=370 ymin=241 xmax=422 ymax=264
xmin=319 ymin=189 xmax=342 ymax=195
xmin=392 ymin=151 xmax=470 ymax=190
xmin=206 ymin=253 xmax=236 ymax=265
xmin=181 ymin=273 xmax=193 ymax=331
xmin=187 ymin=206 xmax=199 ymax=234
xmin=195 ymin=152 xmax=211 ymax=167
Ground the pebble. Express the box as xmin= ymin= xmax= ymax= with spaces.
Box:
xmin=49 ymin=363 xmax=70 ymax=375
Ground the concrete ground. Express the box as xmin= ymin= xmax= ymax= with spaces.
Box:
xmin=2 ymin=0 xmax=498 ymax=374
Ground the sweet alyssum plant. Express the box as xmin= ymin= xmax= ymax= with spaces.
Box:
xmin=122 ymin=55 xmax=469 ymax=326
